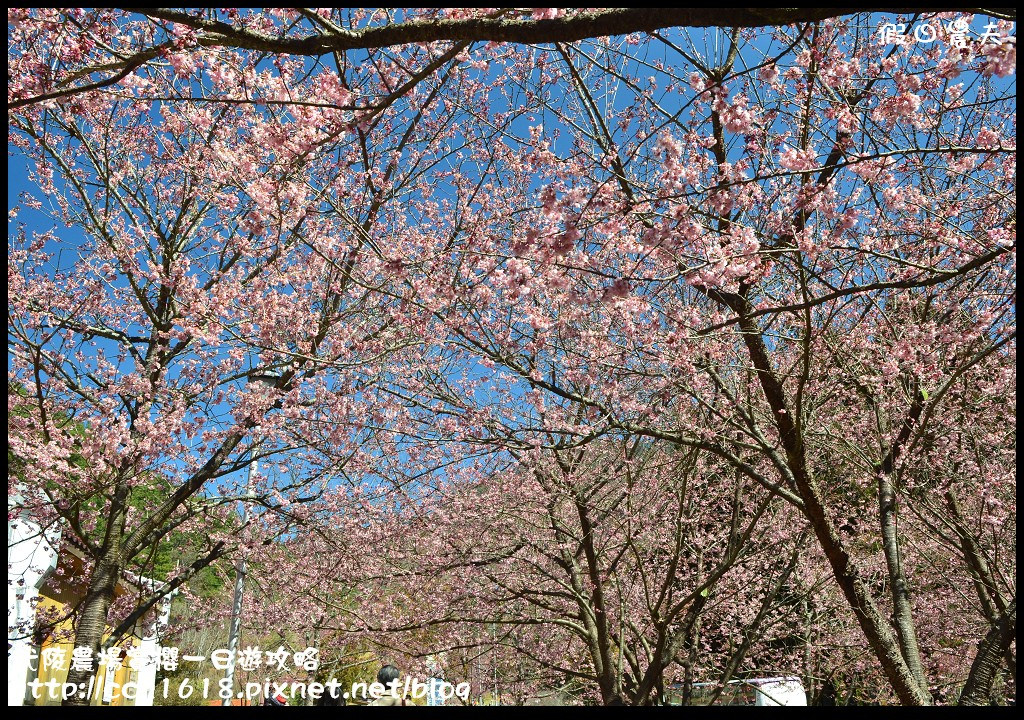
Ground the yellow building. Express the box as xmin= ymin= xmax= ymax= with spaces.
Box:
xmin=9 ymin=514 xmax=171 ymax=707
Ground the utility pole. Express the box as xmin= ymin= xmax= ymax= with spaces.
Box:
xmin=222 ymin=456 xmax=254 ymax=705
xmin=223 ymin=370 xmax=279 ymax=705
xmin=491 ymin=622 xmax=498 ymax=704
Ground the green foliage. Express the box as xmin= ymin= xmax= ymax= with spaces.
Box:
xmin=8 ymin=381 xmax=229 ymax=597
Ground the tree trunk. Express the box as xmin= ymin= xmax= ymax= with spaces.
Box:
xmin=959 ymin=600 xmax=1016 ymax=706
xmin=728 ymin=306 xmax=932 ymax=705
xmin=575 ymin=497 xmax=618 ymax=703
xmin=62 ymin=556 xmax=120 ymax=706
xmin=878 ymin=470 xmax=930 ymax=694
xmin=799 ymin=483 xmax=933 ymax=705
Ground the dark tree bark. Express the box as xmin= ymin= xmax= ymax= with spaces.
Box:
xmin=10 ymin=8 xmax=1015 ymax=110
xmin=959 ymin=600 xmax=1016 ymax=706
xmin=122 ymin=8 xmax=1017 ymax=54
xmin=710 ymin=291 xmax=934 ymax=706
xmin=62 ymin=557 xmax=120 ymax=706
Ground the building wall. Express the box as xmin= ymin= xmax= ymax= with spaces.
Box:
xmin=9 ymin=511 xmax=169 ymax=707
xmin=7 ymin=507 xmax=59 ymax=706
xmin=31 ymin=593 xmax=138 ymax=706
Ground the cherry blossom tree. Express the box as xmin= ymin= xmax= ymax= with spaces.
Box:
xmin=8 ymin=8 xmax=1015 ymax=706
xmin=248 ymin=439 xmax=811 ymax=704
xmin=320 ymin=10 xmax=1013 ymax=705
xmin=9 ymin=9 xmax=479 ymax=703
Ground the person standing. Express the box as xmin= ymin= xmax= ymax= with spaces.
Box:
xmin=369 ymin=665 xmax=408 ymax=706
xmin=426 ymin=655 xmax=446 ymax=706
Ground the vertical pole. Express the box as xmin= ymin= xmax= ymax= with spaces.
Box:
xmin=491 ymin=623 xmax=498 ymax=703
xmin=223 ymin=458 xmax=255 ymax=705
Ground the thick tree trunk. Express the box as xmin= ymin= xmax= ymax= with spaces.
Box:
xmin=878 ymin=471 xmax=930 ymax=694
xmin=122 ymin=8 xmax=1019 ymax=61
xmin=946 ymin=491 xmax=1008 ymax=622
xmin=61 ymin=557 xmax=120 ymax=706
xmin=728 ymin=305 xmax=933 ymax=705
xmin=800 ymin=481 xmax=933 ymax=705
xmin=959 ymin=600 xmax=1016 ymax=706
xmin=574 ymin=499 xmax=617 ymax=703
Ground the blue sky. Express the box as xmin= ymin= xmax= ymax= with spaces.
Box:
xmin=8 ymin=10 xmax=1016 ymax=509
